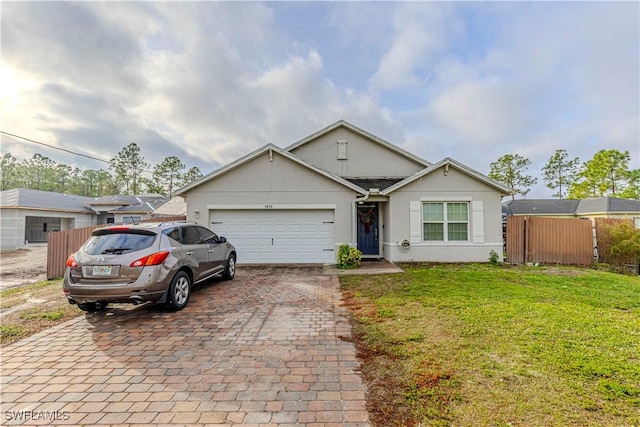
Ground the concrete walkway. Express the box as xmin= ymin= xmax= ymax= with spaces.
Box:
xmin=0 ymin=267 xmax=370 ymax=426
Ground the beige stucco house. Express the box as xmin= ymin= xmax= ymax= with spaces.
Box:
xmin=177 ymin=121 xmax=510 ymax=264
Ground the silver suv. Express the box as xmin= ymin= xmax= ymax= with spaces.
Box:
xmin=63 ymin=221 xmax=236 ymax=312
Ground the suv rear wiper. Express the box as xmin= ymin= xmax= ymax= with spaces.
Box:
xmin=102 ymin=247 xmax=131 ymax=254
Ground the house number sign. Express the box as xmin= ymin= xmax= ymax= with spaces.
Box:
xmin=264 ymin=205 xmax=273 ymax=209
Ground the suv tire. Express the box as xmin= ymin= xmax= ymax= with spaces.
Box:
xmin=166 ymin=271 xmax=191 ymax=311
xmin=223 ymin=254 xmax=236 ymax=280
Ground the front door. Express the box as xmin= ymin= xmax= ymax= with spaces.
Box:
xmin=357 ymin=204 xmax=379 ymax=255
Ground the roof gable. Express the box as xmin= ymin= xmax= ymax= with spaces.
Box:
xmin=381 ymin=158 xmax=511 ymax=195
xmin=176 ymin=143 xmax=366 ymax=195
xmin=286 ymin=120 xmax=430 ymax=167
xmin=285 ymin=120 xmax=430 ymax=179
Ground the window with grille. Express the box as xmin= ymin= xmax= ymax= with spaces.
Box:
xmin=422 ymin=202 xmax=469 ymax=241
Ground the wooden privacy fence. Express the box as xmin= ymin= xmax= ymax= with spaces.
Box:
xmin=47 ymin=225 xmax=101 ymax=279
xmin=46 ymin=216 xmax=186 ymax=279
xmin=506 ymin=216 xmax=594 ymax=265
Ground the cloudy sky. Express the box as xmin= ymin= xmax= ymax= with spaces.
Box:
xmin=1 ymin=1 xmax=638 ymax=197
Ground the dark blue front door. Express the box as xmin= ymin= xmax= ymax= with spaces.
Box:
xmin=357 ymin=204 xmax=379 ymax=255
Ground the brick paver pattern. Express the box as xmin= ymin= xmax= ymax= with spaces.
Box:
xmin=1 ymin=267 xmax=370 ymax=426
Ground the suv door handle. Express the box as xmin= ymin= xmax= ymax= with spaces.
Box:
xmin=186 ymin=251 xmax=193 ymax=256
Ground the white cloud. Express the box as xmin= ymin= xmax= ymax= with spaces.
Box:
xmin=371 ymin=2 xmax=460 ymax=91
xmin=428 ymin=78 xmax=533 ymax=147
xmin=0 ymin=1 xmax=636 ymax=200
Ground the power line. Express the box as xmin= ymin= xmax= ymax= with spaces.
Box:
xmin=1 ymin=130 xmax=111 ymax=164
xmin=0 ymin=131 xmax=155 ymax=174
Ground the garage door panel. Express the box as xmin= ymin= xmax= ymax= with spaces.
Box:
xmin=209 ymin=209 xmax=335 ymax=264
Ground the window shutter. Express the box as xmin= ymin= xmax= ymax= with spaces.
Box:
xmin=410 ymin=201 xmax=422 ymax=243
xmin=472 ymin=200 xmax=484 ymax=243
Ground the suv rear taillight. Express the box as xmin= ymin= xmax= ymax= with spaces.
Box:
xmin=130 ymin=251 xmax=170 ymax=267
xmin=66 ymin=255 xmax=78 ymax=268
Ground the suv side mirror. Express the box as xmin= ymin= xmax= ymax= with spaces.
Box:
xmin=218 ymin=236 xmax=227 ymax=243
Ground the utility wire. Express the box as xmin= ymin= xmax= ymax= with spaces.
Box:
xmin=0 ymin=130 xmax=154 ymax=174
xmin=1 ymin=131 xmax=111 ymax=164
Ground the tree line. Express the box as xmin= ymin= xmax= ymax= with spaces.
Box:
xmin=1 ymin=143 xmax=638 ymax=201
xmin=0 ymin=143 xmax=203 ymax=198
xmin=489 ymin=149 xmax=639 ymax=200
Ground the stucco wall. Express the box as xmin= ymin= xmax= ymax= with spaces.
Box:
xmin=383 ymin=166 xmax=504 ymax=263
xmin=290 ymin=127 xmax=425 ymax=178
xmin=1 ymin=209 xmax=95 ymax=250
xmin=184 ymin=151 xmax=360 ymax=248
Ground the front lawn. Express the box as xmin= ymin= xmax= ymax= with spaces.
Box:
xmin=340 ymin=264 xmax=640 ymax=427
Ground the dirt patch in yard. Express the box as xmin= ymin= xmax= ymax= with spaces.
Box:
xmin=0 ymin=246 xmax=81 ymax=346
xmin=0 ymin=246 xmax=48 ymax=290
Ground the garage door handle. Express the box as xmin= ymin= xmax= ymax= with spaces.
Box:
xmin=272 ymin=238 xmax=274 ymax=245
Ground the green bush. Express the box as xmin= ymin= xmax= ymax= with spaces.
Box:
xmin=488 ymin=249 xmax=500 ymax=266
xmin=337 ymin=244 xmax=362 ymax=269
xmin=602 ymin=221 xmax=640 ymax=270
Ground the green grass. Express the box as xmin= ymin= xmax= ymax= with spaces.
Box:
xmin=0 ymin=325 xmax=24 ymax=341
xmin=341 ymin=264 xmax=640 ymax=427
xmin=19 ymin=308 xmax=65 ymax=321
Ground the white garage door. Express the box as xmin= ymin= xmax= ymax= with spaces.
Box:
xmin=208 ymin=209 xmax=335 ymax=264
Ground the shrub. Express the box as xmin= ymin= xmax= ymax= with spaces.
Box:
xmin=601 ymin=221 xmax=640 ymax=271
xmin=337 ymin=244 xmax=362 ymax=269
xmin=488 ymin=249 xmax=500 ymax=266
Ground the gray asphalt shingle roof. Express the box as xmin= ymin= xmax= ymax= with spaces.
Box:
xmin=344 ymin=178 xmax=405 ymax=191
xmin=0 ymin=188 xmax=94 ymax=212
xmin=504 ymin=196 xmax=640 ymax=216
xmin=0 ymin=189 xmax=168 ymax=214
xmin=90 ymin=194 xmax=168 ymax=214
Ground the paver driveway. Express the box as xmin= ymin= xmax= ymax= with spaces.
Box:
xmin=1 ymin=267 xmax=370 ymax=426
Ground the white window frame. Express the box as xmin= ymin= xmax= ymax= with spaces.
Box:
xmin=422 ymin=201 xmax=470 ymax=242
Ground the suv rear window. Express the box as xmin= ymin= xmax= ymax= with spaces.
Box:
xmin=83 ymin=231 xmax=156 ymax=255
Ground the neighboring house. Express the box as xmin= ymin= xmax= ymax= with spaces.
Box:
xmin=87 ymin=194 xmax=168 ymax=225
xmin=503 ymin=197 xmax=640 ymax=227
xmin=151 ymin=196 xmax=187 ymax=217
xmin=177 ymin=120 xmax=510 ymax=264
xmin=0 ymin=188 xmax=95 ymax=249
xmin=0 ymin=189 xmax=169 ymax=250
